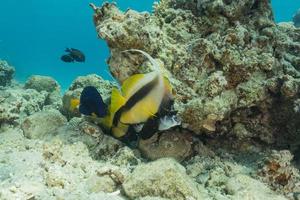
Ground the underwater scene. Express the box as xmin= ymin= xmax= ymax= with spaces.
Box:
xmin=1 ymin=0 xmax=300 ymax=199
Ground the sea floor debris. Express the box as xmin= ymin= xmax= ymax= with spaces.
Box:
xmin=1 ymin=0 xmax=300 ymax=199
xmin=0 ymin=64 xmax=295 ymax=200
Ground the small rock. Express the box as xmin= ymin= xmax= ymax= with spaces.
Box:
xmin=25 ymin=75 xmax=60 ymax=93
xmin=91 ymin=134 xmax=124 ymax=161
xmin=138 ymin=130 xmax=193 ymax=162
xmin=44 ymin=90 xmax=62 ymax=110
xmin=0 ymin=60 xmax=15 ymax=87
xmin=110 ymin=147 xmax=141 ymax=167
xmin=86 ymin=175 xmax=117 ymax=193
xmin=226 ymin=174 xmax=287 ymax=200
xmin=43 ymin=119 xmax=101 ymax=152
xmin=232 ymin=123 xmax=251 ymax=139
xmin=123 ymin=158 xmax=207 ymax=200
xmin=21 ymin=109 xmax=67 ymax=139
xmin=139 ymin=197 xmax=169 ymax=200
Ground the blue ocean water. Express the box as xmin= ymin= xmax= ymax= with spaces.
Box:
xmin=0 ymin=0 xmax=299 ymax=91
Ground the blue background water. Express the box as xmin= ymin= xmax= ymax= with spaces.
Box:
xmin=0 ymin=0 xmax=299 ymax=91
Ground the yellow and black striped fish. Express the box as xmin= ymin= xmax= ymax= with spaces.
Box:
xmin=78 ymin=49 xmax=180 ymax=141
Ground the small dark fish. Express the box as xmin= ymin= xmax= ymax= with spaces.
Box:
xmin=79 ymin=86 xmax=107 ymax=117
xmin=293 ymin=9 xmax=300 ymax=28
xmin=65 ymin=48 xmax=85 ymax=62
xmin=61 ymin=54 xmax=74 ymax=63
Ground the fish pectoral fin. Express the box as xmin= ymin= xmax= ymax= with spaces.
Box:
xmin=110 ymin=87 xmax=126 ymax=114
xmin=112 ymin=123 xmax=129 ymax=138
xmin=98 ymin=114 xmax=112 ymax=129
xmin=121 ymin=74 xmax=145 ymax=97
xmin=163 ymin=76 xmax=173 ymax=94
xmin=158 ymin=115 xmax=181 ymax=131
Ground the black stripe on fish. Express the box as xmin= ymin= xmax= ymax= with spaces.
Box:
xmin=113 ymin=75 xmax=159 ymax=126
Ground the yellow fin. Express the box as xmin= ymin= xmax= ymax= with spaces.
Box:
xmin=121 ymin=74 xmax=144 ymax=97
xmin=99 ymin=114 xmax=113 ymax=129
xmin=70 ymin=98 xmax=80 ymax=111
xmin=112 ymin=123 xmax=129 ymax=138
xmin=163 ymin=76 xmax=173 ymax=94
xmin=110 ymin=87 xmax=126 ymax=114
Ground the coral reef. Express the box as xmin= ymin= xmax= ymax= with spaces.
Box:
xmin=0 ymin=75 xmax=290 ymax=199
xmin=88 ymin=1 xmax=300 ymax=198
xmin=0 ymin=60 xmax=15 ymax=87
xmin=0 ymin=75 xmax=63 ymax=127
xmin=0 ymin=88 xmax=48 ymax=126
xmin=25 ymin=75 xmax=60 ymax=93
xmin=91 ymin=0 xmax=300 ymax=149
xmin=1 ymin=0 xmax=300 ymax=199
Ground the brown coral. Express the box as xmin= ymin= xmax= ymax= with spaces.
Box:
xmin=257 ymin=150 xmax=300 ymax=196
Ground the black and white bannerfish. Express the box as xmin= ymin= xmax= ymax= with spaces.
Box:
xmin=76 ymin=49 xmax=181 ymax=142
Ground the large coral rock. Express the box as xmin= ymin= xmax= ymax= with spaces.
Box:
xmin=0 ymin=60 xmax=15 ymax=87
xmin=91 ymin=0 xmax=300 ymax=148
xmin=0 ymin=88 xmax=48 ymax=126
xmin=24 ymin=75 xmax=63 ymax=111
xmin=122 ymin=158 xmax=208 ymax=200
xmin=45 ymin=118 xmax=125 ymax=161
xmin=25 ymin=75 xmax=60 ymax=93
xmin=21 ymin=109 xmax=67 ymax=139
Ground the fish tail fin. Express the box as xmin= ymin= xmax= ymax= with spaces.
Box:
xmin=79 ymin=86 xmax=107 ymax=117
xmin=122 ymin=49 xmax=161 ymax=73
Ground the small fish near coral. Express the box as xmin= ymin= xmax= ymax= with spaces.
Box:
xmin=78 ymin=49 xmax=181 ymax=143
xmin=60 ymin=48 xmax=85 ymax=63
xmin=293 ymin=8 xmax=300 ymax=27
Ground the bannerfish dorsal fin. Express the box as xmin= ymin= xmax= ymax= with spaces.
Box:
xmin=121 ymin=73 xmax=145 ymax=98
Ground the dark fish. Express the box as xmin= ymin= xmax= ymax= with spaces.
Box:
xmin=79 ymin=86 xmax=107 ymax=117
xmin=65 ymin=48 xmax=85 ymax=62
xmin=293 ymin=9 xmax=300 ymax=28
xmin=61 ymin=54 xmax=74 ymax=63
